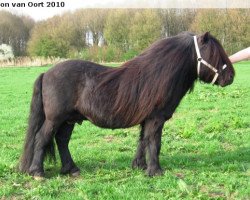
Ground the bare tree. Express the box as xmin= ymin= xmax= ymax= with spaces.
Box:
xmin=0 ymin=11 xmax=34 ymax=56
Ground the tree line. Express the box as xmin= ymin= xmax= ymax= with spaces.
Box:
xmin=0 ymin=11 xmax=34 ymax=56
xmin=0 ymin=9 xmax=249 ymax=62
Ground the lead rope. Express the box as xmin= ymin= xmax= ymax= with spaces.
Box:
xmin=193 ymin=36 xmax=227 ymax=85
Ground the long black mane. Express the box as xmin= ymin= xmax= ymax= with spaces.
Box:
xmin=97 ymin=32 xmax=197 ymax=126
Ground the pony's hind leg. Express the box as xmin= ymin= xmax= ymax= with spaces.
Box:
xmin=55 ymin=122 xmax=80 ymax=176
xmin=132 ymin=123 xmax=147 ymax=170
xmin=29 ymin=120 xmax=57 ymax=177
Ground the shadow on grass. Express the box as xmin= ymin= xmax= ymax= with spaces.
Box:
xmin=71 ymin=147 xmax=250 ymax=175
xmin=24 ymin=146 xmax=249 ymax=178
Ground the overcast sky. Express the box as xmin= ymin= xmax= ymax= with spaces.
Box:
xmin=0 ymin=0 xmax=249 ymax=21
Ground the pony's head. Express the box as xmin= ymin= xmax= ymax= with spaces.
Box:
xmin=194 ymin=32 xmax=235 ymax=87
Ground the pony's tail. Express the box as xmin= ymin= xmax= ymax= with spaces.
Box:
xmin=19 ymin=73 xmax=48 ymax=173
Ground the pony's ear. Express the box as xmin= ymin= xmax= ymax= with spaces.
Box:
xmin=201 ymin=32 xmax=210 ymax=44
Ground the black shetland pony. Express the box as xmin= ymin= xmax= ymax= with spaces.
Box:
xmin=20 ymin=32 xmax=235 ymax=178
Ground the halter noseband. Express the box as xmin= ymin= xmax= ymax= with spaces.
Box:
xmin=193 ymin=35 xmax=227 ymax=84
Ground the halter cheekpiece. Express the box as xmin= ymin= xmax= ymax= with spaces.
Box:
xmin=193 ymin=35 xmax=227 ymax=84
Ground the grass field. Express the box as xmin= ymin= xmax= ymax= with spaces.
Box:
xmin=0 ymin=62 xmax=249 ymax=199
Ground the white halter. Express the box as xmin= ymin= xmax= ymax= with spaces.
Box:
xmin=193 ymin=35 xmax=227 ymax=84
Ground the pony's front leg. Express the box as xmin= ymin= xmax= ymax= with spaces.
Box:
xmin=132 ymin=122 xmax=147 ymax=170
xmin=144 ymin=117 xmax=165 ymax=176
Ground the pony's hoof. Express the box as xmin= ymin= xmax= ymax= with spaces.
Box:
xmin=132 ymin=158 xmax=147 ymax=170
xmin=146 ymin=167 xmax=164 ymax=177
xmin=71 ymin=170 xmax=80 ymax=177
xmin=33 ymin=175 xmax=45 ymax=181
xmin=70 ymin=166 xmax=80 ymax=177
xmin=29 ymin=168 xmax=45 ymax=179
xmin=61 ymin=165 xmax=80 ymax=177
xmin=32 ymin=171 xmax=45 ymax=180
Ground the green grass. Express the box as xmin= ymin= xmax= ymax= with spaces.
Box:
xmin=0 ymin=62 xmax=249 ymax=199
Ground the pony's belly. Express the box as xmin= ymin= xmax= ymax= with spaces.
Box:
xmin=84 ymin=114 xmax=129 ymax=129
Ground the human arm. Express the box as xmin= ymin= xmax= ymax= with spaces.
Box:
xmin=229 ymin=47 xmax=250 ymax=64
